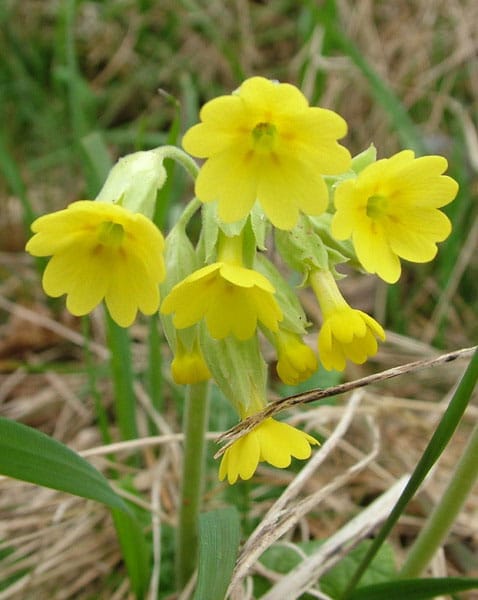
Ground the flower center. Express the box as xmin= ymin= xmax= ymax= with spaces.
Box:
xmin=366 ymin=194 xmax=389 ymax=219
xmin=251 ymin=122 xmax=277 ymax=151
xmin=97 ymin=221 xmax=125 ymax=247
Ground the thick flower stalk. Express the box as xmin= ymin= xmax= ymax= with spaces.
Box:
xmin=182 ymin=76 xmax=351 ymax=230
xmin=332 ymin=150 xmax=459 ymax=283
xmin=219 ymin=417 xmax=319 ymax=485
xmin=161 ymin=232 xmax=282 ymax=340
xmin=310 ymin=269 xmax=385 ymax=371
xmin=274 ymin=329 xmax=318 ymax=385
xmin=26 ymin=201 xmax=165 ymax=327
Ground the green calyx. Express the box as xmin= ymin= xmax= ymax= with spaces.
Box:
xmin=198 ymin=327 xmax=267 ymax=417
xmin=96 ymin=150 xmax=167 ymax=219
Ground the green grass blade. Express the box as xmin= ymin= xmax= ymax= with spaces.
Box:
xmin=342 ymin=347 xmax=478 ymax=599
xmin=111 ymin=506 xmax=152 ymax=600
xmin=0 ymin=416 xmax=128 ymax=512
xmin=348 ymin=577 xmax=478 ymax=600
xmin=80 ymin=131 xmax=115 ymax=195
xmin=400 ymin=421 xmax=478 ymax=577
xmin=106 ymin=313 xmax=139 ymax=443
xmin=193 ymin=507 xmax=241 ymax=600
xmin=147 ymin=313 xmax=164 ymax=421
xmin=0 ymin=132 xmax=35 ymax=228
xmin=81 ymin=317 xmax=112 ymax=446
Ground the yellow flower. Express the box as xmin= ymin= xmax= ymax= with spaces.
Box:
xmin=182 ymin=76 xmax=351 ymax=230
xmin=332 ymin=150 xmax=458 ymax=283
xmin=161 ymin=262 xmax=282 ymax=340
xmin=310 ymin=269 xmax=385 ymax=371
xmin=275 ymin=330 xmax=318 ymax=385
xmin=219 ymin=418 xmax=319 ymax=484
xmin=26 ymin=201 xmax=165 ymax=327
xmin=171 ymin=339 xmax=211 ymax=384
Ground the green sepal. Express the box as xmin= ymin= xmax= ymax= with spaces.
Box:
xmin=351 ymin=143 xmax=377 ymax=174
xmin=198 ymin=326 xmax=267 ymax=416
xmin=197 ymin=203 xmax=220 ymax=264
xmin=160 ymin=223 xmax=199 ymax=352
xmin=249 ymin=204 xmax=269 ymax=251
xmin=96 ymin=150 xmax=167 ymax=219
xmin=162 ymin=222 xmax=198 ymax=290
xmin=275 ymin=216 xmax=329 ymax=275
xmin=308 ymin=213 xmax=358 ymax=269
xmin=323 ymin=144 xmax=377 ymax=192
xmin=255 ymin=255 xmax=309 ymax=335
xmin=218 ymin=218 xmax=248 ymax=238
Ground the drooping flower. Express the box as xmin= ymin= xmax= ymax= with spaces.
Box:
xmin=219 ymin=418 xmax=319 ymax=484
xmin=310 ymin=269 xmax=385 ymax=371
xmin=161 ymin=262 xmax=282 ymax=340
xmin=26 ymin=201 xmax=165 ymax=327
xmin=275 ymin=330 xmax=318 ymax=385
xmin=182 ymin=76 xmax=351 ymax=230
xmin=171 ymin=338 xmax=211 ymax=384
xmin=331 ymin=150 xmax=458 ymax=283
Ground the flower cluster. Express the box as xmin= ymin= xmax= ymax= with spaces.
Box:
xmin=26 ymin=77 xmax=458 ymax=484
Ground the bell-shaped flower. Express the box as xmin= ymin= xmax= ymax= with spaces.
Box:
xmin=171 ymin=338 xmax=211 ymax=384
xmin=274 ymin=330 xmax=318 ymax=385
xmin=26 ymin=201 xmax=165 ymax=327
xmin=219 ymin=418 xmax=319 ymax=484
xmin=310 ymin=269 xmax=385 ymax=371
xmin=161 ymin=232 xmax=282 ymax=340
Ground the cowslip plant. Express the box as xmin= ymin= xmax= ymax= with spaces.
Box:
xmin=24 ymin=76 xmax=466 ymax=596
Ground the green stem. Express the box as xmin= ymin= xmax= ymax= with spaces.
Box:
xmin=176 ymin=381 xmax=210 ymax=589
xmin=177 ymin=197 xmax=202 ymax=229
xmin=400 ymin=421 xmax=478 ymax=577
xmin=154 ymin=145 xmax=200 ymax=181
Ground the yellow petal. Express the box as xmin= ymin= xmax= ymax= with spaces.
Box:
xmin=105 ymin=252 xmax=160 ymax=327
xmin=239 ymin=77 xmax=309 ymax=115
xmin=182 ymin=95 xmax=247 ymax=157
xmin=256 ymin=155 xmax=328 ymax=229
xmin=220 ymin=263 xmax=275 ymax=291
xmin=353 ymin=222 xmax=402 ymax=283
xmin=195 ymin=150 xmax=258 ymax=222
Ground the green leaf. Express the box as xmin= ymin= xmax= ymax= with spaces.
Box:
xmin=321 ymin=540 xmax=396 ymax=598
xmin=254 ymin=539 xmax=395 ymax=598
xmin=254 ymin=543 xmax=320 ymax=598
xmin=193 ymin=507 xmax=241 ymax=600
xmin=0 ymin=417 xmax=128 ymax=512
xmin=348 ymin=577 xmax=478 ymax=600
xmin=111 ymin=506 xmax=152 ymax=599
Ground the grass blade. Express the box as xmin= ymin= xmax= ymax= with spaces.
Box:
xmin=111 ymin=506 xmax=152 ymax=600
xmin=342 ymin=346 xmax=478 ymax=599
xmin=106 ymin=312 xmax=139 ymax=444
xmin=349 ymin=577 xmax=478 ymax=600
xmin=0 ymin=416 xmax=128 ymax=512
xmin=193 ymin=507 xmax=241 ymax=600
